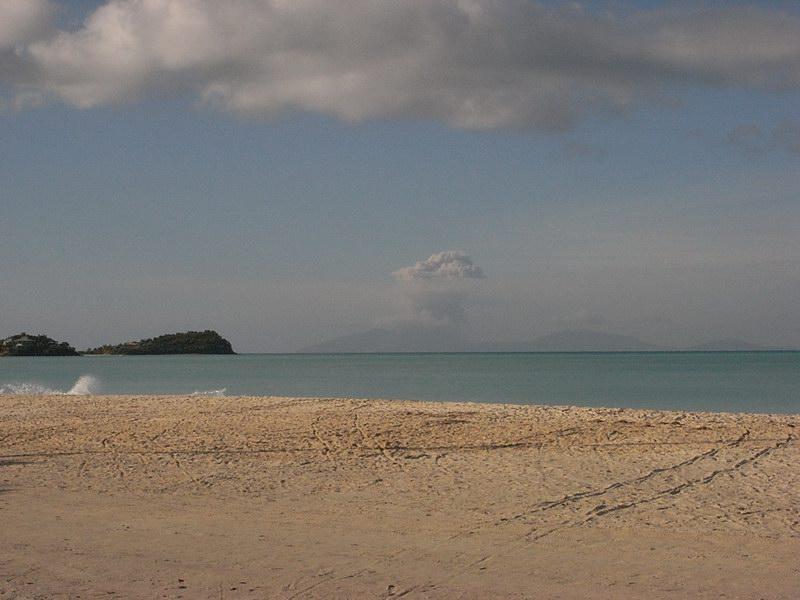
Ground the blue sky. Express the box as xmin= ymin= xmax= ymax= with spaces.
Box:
xmin=1 ymin=1 xmax=799 ymax=350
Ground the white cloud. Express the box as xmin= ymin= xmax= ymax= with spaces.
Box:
xmin=1 ymin=1 xmax=799 ymax=130
xmin=393 ymin=251 xmax=485 ymax=281
xmin=0 ymin=0 xmax=51 ymax=93
xmin=0 ymin=0 xmax=52 ymax=49
xmin=392 ymin=251 xmax=485 ymax=326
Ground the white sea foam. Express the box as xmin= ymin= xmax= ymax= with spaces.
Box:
xmin=0 ymin=377 xmax=225 ymax=396
xmin=190 ymin=388 xmax=227 ymax=397
xmin=0 ymin=382 xmax=60 ymax=395
xmin=0 ymin=375 xmax=100 ymax=396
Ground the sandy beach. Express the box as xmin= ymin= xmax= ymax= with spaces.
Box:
xmin=0 ymin=395 xmax=798 ymax=599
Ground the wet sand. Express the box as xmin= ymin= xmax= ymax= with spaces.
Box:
xmin=1 ymin=395 xmax=798 ymax=598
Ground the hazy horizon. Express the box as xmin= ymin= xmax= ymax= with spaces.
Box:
xmin=2 ymin=0 xmax=800 ymax=352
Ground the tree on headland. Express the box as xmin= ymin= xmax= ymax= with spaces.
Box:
xmin=0 ymin=333 xmax=79 ymax=357
xmin=83 ymin=330 xmax=235 ymax=355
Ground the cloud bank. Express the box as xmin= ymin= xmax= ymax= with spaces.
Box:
xmin=2 ymin=1 xmax=800 ymax=129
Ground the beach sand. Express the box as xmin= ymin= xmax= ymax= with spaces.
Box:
xmin=0 ymin=395 xmax=798 ymax=599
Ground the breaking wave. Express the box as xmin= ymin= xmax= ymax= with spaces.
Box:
xmin=0 ymin=375 xmax=101 ymax=396
xmin=67 ymin=375 xmax=101 ymax=395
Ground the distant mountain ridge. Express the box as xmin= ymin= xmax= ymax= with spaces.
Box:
xmin=300 ymin=328 xmax=666 ymax=353
xmin=300 ymin=327 xmax=789 ymax=353
xmin=486 ymin=330 xmax=666 ymax=352
xmin=300 ymin=324 xmax=469 ymax=353
xmin=685 ymin=339 xmax=771 ymax=351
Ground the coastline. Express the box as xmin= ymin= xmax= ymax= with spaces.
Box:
xmin=1 ymin=395 xmax=798 ymax=598
xmin=4 ymin=352 xmax=799 ymax=414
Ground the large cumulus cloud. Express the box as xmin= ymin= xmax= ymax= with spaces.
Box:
xmin=2 ymin=1 xmax=800 ymax=129
xmin=392 ymin=251 xmax=485 ymax=326
xmin=393 ymin=250 xmax=485 ymax=282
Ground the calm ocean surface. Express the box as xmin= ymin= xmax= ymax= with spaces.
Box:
xmin=1 ymin=352 xmax=798 ymax=414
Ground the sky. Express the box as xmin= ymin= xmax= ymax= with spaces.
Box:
xmin=1 ymin=0 xmax=800 ymax=351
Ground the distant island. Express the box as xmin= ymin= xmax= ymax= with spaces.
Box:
xmin=0 ymin=333 xmax=79 ymax=357
xmin=300 ymin=327 xmax=790 ymax=353
xmin=685 ymin=339 xmax=770 ymax=352
xmin=300 ymin=323 xmax=471 ymax=353
xmin=300 ymin=328 xmax=667 ymax=353
xmin=485 ymin=330 xmax=667 ymax=352
xmin=0 ymin=328 xmax=788 ymax=356
xmin=84 ymin=330 xmax=235 ymax=355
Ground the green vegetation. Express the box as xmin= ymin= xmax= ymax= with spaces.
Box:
xmin=84 ymin=330 xmax=235 ymax=355
xmin=0 ymin=333 xmax=79 ymax=357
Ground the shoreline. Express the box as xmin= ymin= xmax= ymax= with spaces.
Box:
xmin=1 ymin=395 xmax=798 ymax=598
xmin=2 ymin=392 xmax=798 ymax=418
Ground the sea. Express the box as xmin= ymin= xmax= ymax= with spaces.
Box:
xmin=1 ymin=352 xmax=798 ymax=414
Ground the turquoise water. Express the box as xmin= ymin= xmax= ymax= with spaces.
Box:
xmin=1 ymin=352 xmax=798 ymax=414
